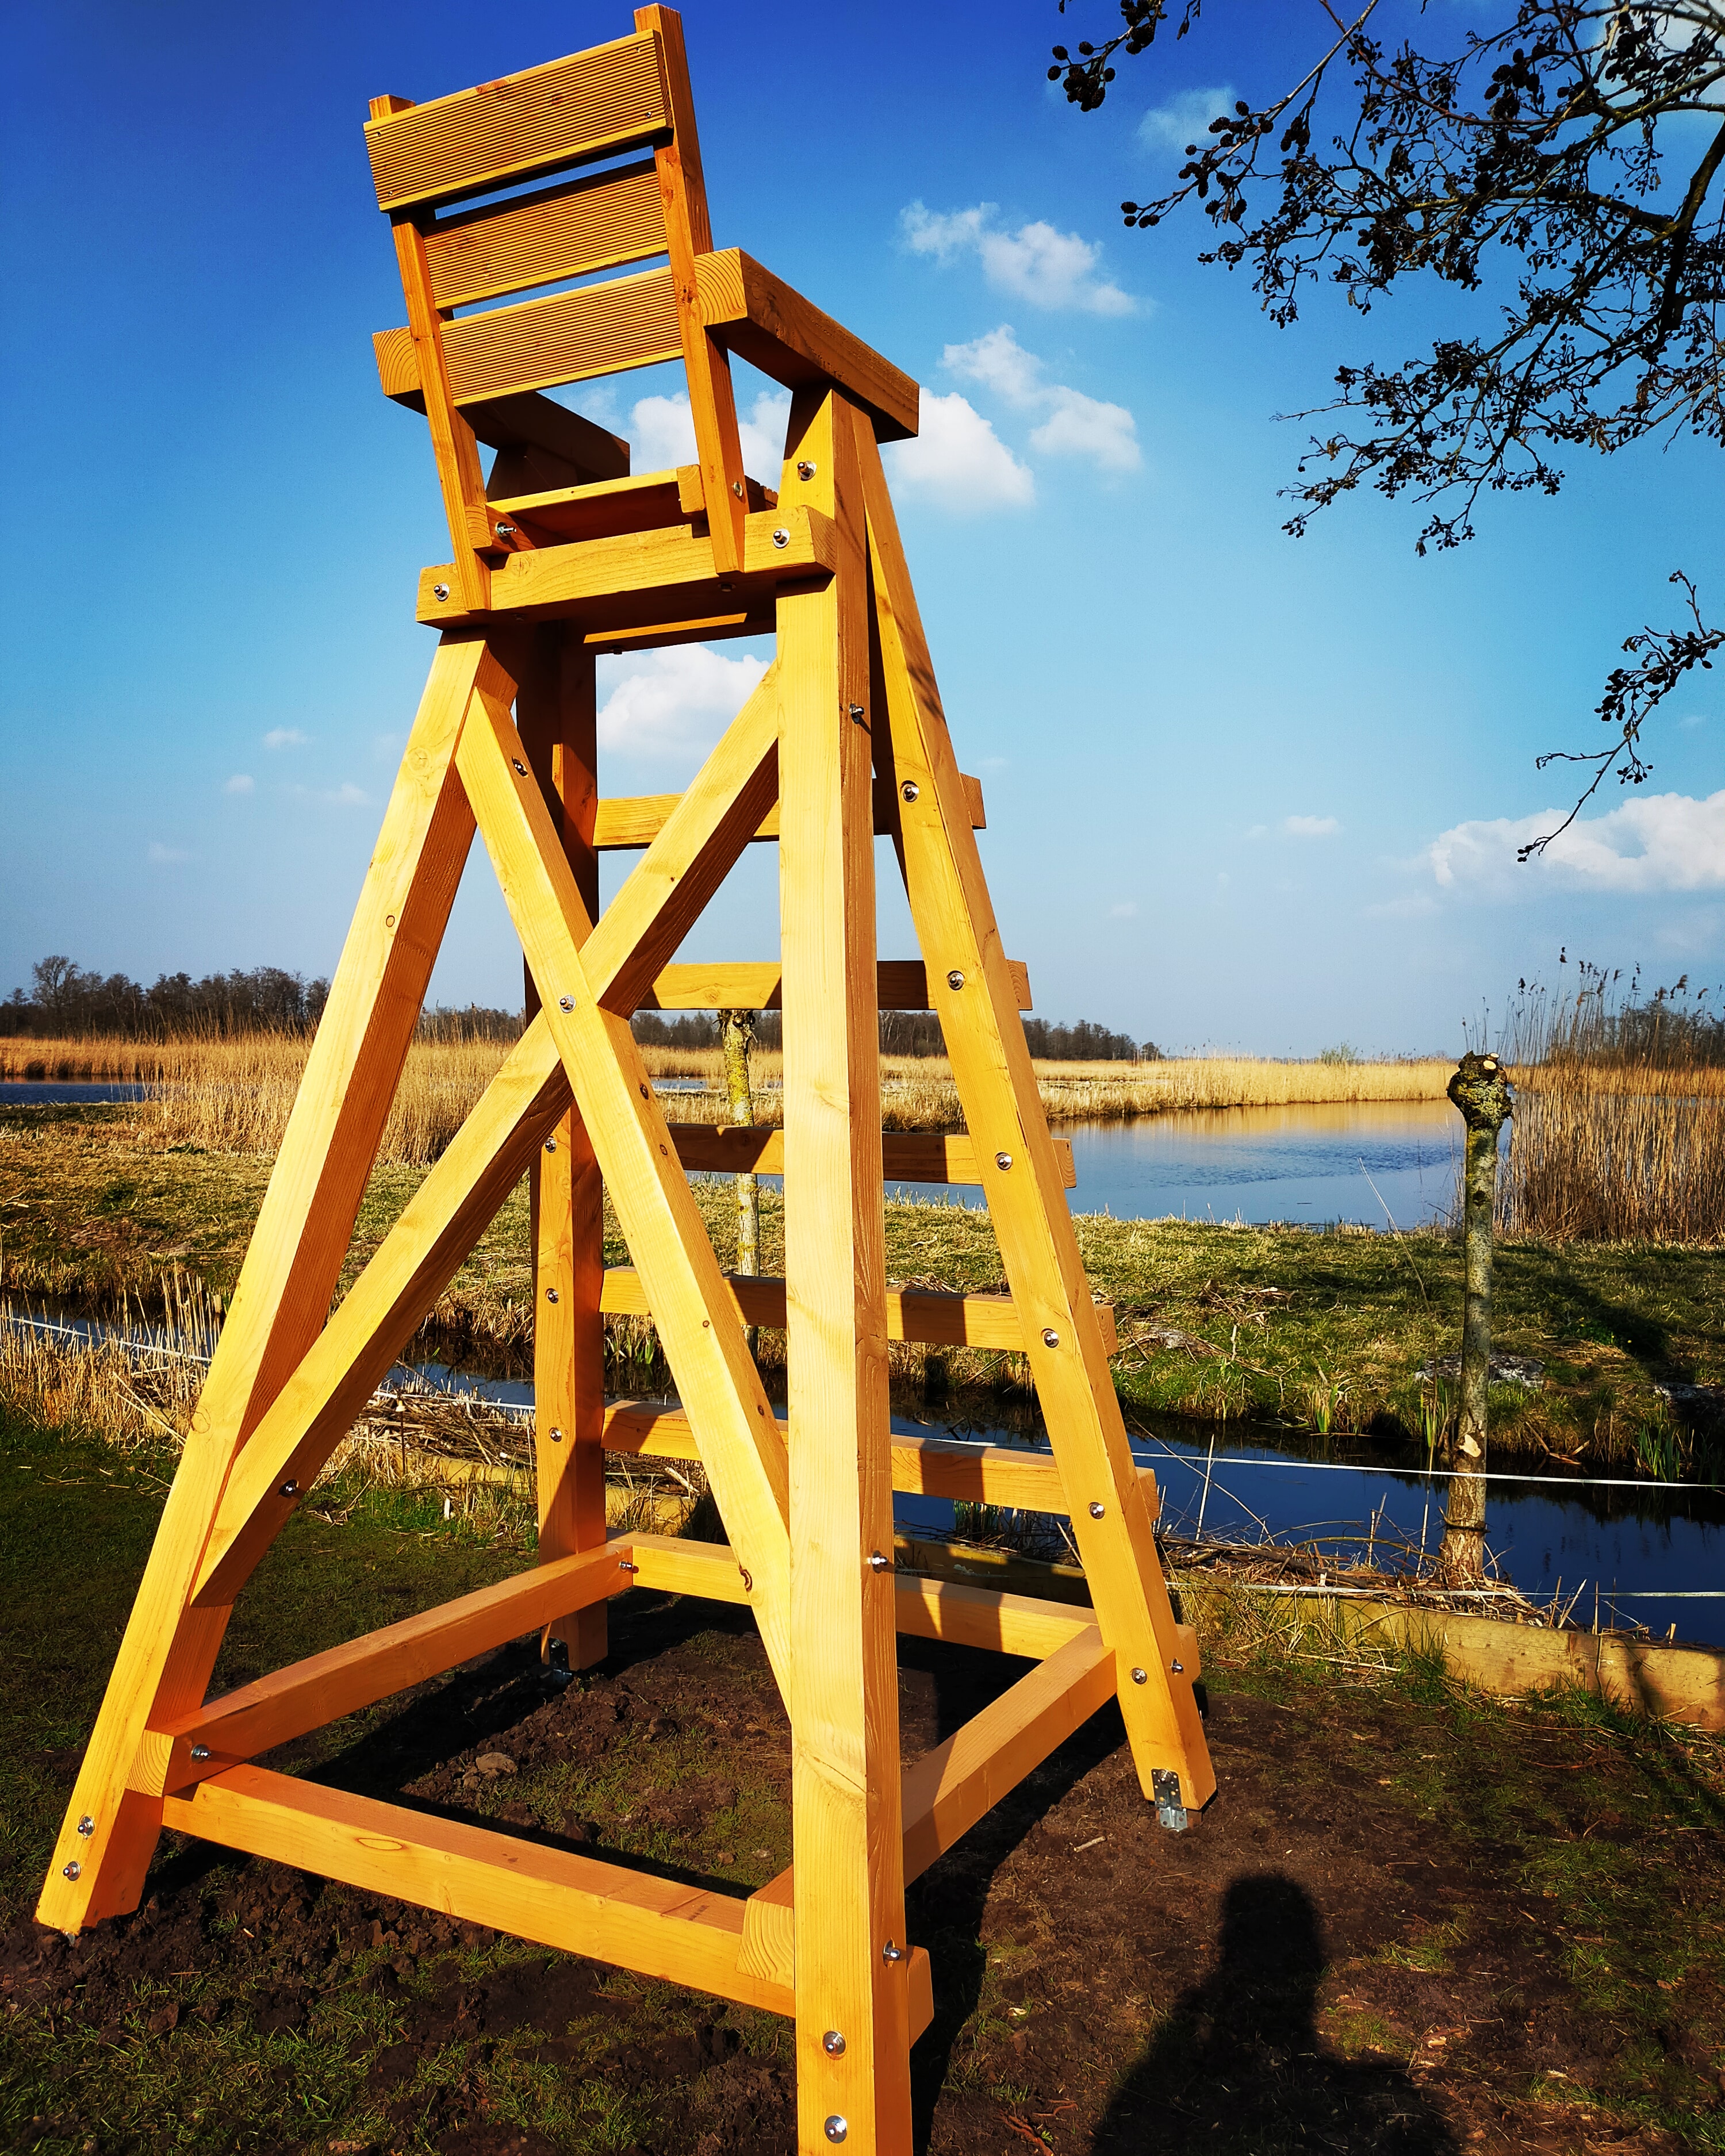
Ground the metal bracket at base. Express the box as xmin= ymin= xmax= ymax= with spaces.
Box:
xmin=1151 ymin=1768 xmax=1190 ymax=1834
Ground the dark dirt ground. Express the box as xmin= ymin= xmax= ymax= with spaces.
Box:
xmin=3 ymin=1414 xmax=1725 ymax=2155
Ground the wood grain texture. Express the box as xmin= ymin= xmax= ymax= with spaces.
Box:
xmin=662 ymin=1125 xmax=1076 ymax=1190
xmin=456 ymin=683 xmax=794 ymax=1700
xmin=365 ymin=34 xmax=671 ymax=211
xmin=631 ymin=954 xmax=1029 ymax=1011
xmin=593 ymin=769 xmax=984 ymax=849
xmin=37 ymin=635 xmax=510 ymax=1933
xmin=698 ymin=252 xmax=918 ymax=443
xmin=858 ymin=427 xmax=1216 ymax=1813
xmin=163 ymin=1766 xmax=793 ymax=2015
xmin=597 ymin=1266 xmax=1114 ymax=1352
xmin=389 ymin=208 xmax=494 ymax=605
xmin=424 ymin=160 xmax=665 ymax=308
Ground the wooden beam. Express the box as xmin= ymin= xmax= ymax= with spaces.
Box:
xmin=634 ymin=956 xmax=1032 ymax=1012
xmin=415 ymin=505 xmax=835 ymax=626
xmin=37 ymin=634 xmax=508 ymax=1935
xmin=163 ymin=1544 xmax=636 ymax=1778
xmin=583 ymin=611 xmax=770 ymax=654
xmin=162 ymin=1766 xmax=794 ymax=2016
xmin=469 ymin=392 xmax=631 ymax=482
xmin=593 ymin=770 xmax=985 ymax=850
xmin=423 ymin=160 xmax=666 ymax=309
xmin=598 ymin=1268 xmax=1116 ymax=1354
xmin=665 ymin=1124 xmax=1075 ymax=1190
xmin=600 ymin=1400 xmax=1156 ymax=1518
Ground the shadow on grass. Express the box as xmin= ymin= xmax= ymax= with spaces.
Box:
xmin=1092 ymin=1872 xmax=1455 ymax=2155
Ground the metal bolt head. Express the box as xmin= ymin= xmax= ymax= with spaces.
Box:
xmin=946 ymin=969 xmax=965 ymax=990
xmin=546 ymin=1287 xmax=559 ymax=1303
xmin=190 ymin=1744 xmax=210 ymax=1762
xmin=62 ymin=1860 xmax=80 ymax=1881
xmin=494 ymin=522 xmax=517 ymax=538
xmin=432 ymin=582 xmax=450 ymax=601
xmin=900 ymin=780 xmax=919 ymax=802
xmin=825 ymin=2119 xmax=848 ymax=2145
xmin=848 ymin=703 xmax=866 ymax=724
xmin=1171 ymin=1659 xmax=1184 ymax=1674
xmin=770 ymin=526 xmax=791 ymax=549
xmin=558 ymin=995 xmax=574 ymax=1011
xmin=822 ymin=2029 xmax=846 ymax=2057
xmin=881 ymin=1939 xmax=905 ymax=1963
xmin=1042 ymin=1328 xmax=1060 ymax=1349
xmin=279 ymin=1480 xmax=299 ymax=1498
xmin=544 ymin=1137 xmax=557 ymax=1152
xmin=731 ymin=479 xmax=746 ymax=498
xmin=548 ymin=1426 xmax=564 ymax=1443
xmin=1130 ymin=1666 xmax=1148 ymax=1685
xmin=797 ymin=459 xmax=817 ymax=479
xmin=512 ymin=757 xmax=527 ymax=776
xmin=868 ymin=1551 xmax=890 ymax=1574
xmin=995 ymin=1151 xmax=1013 ymax=1171
xmin=1088 ymin=1501 xmax=1106 ymax=1520
xmin=76 ymin=1816 xmax=94 ymax=1837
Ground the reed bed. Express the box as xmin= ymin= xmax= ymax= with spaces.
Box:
xmin=1 ymin=1035 xmax=1452 ymax=1158
xmin=1501 ymin=980 xmax=1725 ymax=1245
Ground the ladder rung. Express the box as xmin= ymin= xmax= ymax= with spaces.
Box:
xmin=601 ymin=1401 xmax=1154 ymax=1518
xmin=596 ymin=772 xmax=984 ymax=850
xmin=597 ymin=1271 xmax=1117 ymax=1355
xmin=637 ymin=958 xmax=1030 ymax=1012
xmin=666 ymin=1124 xmax=1077 ymax=1192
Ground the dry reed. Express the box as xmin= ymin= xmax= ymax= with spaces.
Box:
xmin=1 ymin=1035 xmax=1451 ymax=1158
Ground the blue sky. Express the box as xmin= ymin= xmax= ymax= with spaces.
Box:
xmin=3 ymin=0 xmax=1719 ymax=1054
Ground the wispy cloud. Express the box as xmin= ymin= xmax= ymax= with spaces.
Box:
xmin=943 ymin=327 xmax=1140 ymax=475
xmin=626 ymin=387 xmax=792 ymax=480
xmin=901 ymin=202 xmax=1137 ymax=316
xmin=222 ymin=773 xmax=255 ymax=796
xmin=1428 ymin=789 xmax=1725 ymax=894
xmin=883 ymin=391 xmax=1035 ymax=511
xmin=147 ymin=840 xmax=189 ymax=864
xmin=1284 ymin=814 xmax=1340 ymax=838
xmin=1109 ymin=901 xmax=1139 ymax=919
xmin=596 ymin=645 xmax=770 ymax=764
xmin=1138 ymin=85 xmax=1238 ymax=153
xmin=263 ymin=727 xmax=309 ymax=751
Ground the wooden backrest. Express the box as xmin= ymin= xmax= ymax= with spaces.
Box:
xmin=369 ymin=6 xmax=750 ymax=601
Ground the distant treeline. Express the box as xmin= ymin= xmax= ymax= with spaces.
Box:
xmin=633 ymin=1008 xmax=1158 ymax=1060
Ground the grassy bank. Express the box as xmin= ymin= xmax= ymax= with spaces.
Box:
xmin=2 ymin=1398 xmax=1723 ymax=2154
xmin=0 ymin=1035 xmax=1452 ymax=1162
xmin=2 ymin=1104 xmax=1720 ymax=1475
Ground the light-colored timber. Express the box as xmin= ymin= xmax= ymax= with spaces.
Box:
xmin=48 ymin=20 xmax=1212 ymax=2153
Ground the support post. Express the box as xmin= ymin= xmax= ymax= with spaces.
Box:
xmin=1443 ymin=1049 xmax=1513 ymax=1585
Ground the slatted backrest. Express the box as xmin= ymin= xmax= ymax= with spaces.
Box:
xmin=370 ymin=6 xmax=750 ymax=597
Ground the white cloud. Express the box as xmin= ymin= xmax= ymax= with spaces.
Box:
xmin=1680 ymin=711 xmax=1708 ymax=730
xmin=1284 ymin=814 xmax=1341 ymax=838
xmin=943 ymin=327 xmax=1141 ymax=475
xmin=147 ymin=841 xmax=189 ymax=864
xmin=1428 ymin=789 xmax=1725 ymax=895
xmin=263 ymin=727 xmax=308 ymax=751
xmin=1138 ymin=85 xmax=1238 ymax=152
xmin=883 ymin=391 xmax=1035 ymax=512
xmin=596 ymin=644 xmax=770 ymax=763
xmin=222 ymin=773 xmax=255 ymax=796
xmin=626 ymin=388 xmax=792 ymax=482
xmin=329 ymin=782 xmax=369 ymax=807
xmin=901 ymin=201 xmax=1137 ymax=316
xmin=1244 ymin=823 xmax=1268 ymax=839
xmin=1109 ymin=901 xmax=1139 ymax=919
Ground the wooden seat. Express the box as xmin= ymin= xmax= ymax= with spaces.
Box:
xmin=366 ymin=7 xmax=915 ymax=611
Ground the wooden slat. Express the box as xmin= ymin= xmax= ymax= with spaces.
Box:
xmin=472 ymin=392 xmax=631 ymax=481
xmin=623 ymin=1534 xmax=1099 ymax=1658
xmin=634 ymin=956 xmax=1031 ymax=1011
xmin=424 ymin=161 xmax=666 ymax=308
xmin=597 ymin=1268 xmax=1116 ymax=1354
xmin=594 ymin=770 xmax=985 ymax=850
xmin=165 ymin=1544 xmax=635 ymax=1775
xmin=366 ymin=34 xmax=672 ymax=212
xmin=666 ymin=1125 xmax=1076 ymax=1190
xmin=584 ymin=611 xmax=771 ymax=653
xmin=600 ymin=1401 xmax=1156 ymax=1518
xmin=900 ymin=1629 xmax=1116 ymax=1881
xmin=377 ymin=249 xmax=917 ymax=446
xmin=859 ymin=419 xmax=1216 ymax=1814
xmin=163 ymin=1766 xmax=793 ymax=2015
xmin=415 ymin=505 xmax=835 ymax=626
xmin=36 ymin=635 xmax=504 ymax=1936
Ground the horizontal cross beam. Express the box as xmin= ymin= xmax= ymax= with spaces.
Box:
xmin=664 ymin=1123 xmax=1074 ymax=1189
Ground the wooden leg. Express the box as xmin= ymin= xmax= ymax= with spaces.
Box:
xmin=37 ymin=632 xmax=514 ymax=1931
xmin=520 ymin=628 xmax=608 ymax=1670
xmin=776 ymin=391 xmax=914 ymax=2153
xmin=855 ymin=433 xmax=1216 ymax=1816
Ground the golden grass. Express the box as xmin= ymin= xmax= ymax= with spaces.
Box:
xmin=0 ymin=1035 xmax=1453 ymax=1158
xmin=1504 ymin=1061 xmax=1725 ymax=1244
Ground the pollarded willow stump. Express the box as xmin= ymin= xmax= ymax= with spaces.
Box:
xmin=1442 ymin=1050 xmax=1514 ymax=1583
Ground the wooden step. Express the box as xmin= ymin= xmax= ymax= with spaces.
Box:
xmin=595 ymin=772 xmax=984 ymax=850
xmin=597 ymin=1271 xmax=1117 ymax=1354
xmin=635 ymin=958 xmax=1031 ymax=1012
xmin=666 ymin=1124 xmax=1076 ymax=1191
xmin=490 ymin=463 xmax=777 ymax=549
xmin=601 ymin=1401 xmax=1153 ymax=1519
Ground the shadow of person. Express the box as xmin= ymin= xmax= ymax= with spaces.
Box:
xmin=1092 ymin=1873 xmax=1456 ymax=2155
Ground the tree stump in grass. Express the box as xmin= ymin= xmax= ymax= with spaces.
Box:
xmin=1442 ymin=1050 xmax=1514 ymax=1583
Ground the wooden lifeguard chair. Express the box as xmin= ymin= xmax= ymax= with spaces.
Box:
xmin=39 ymin=14 xmax=1213 ymax=2148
